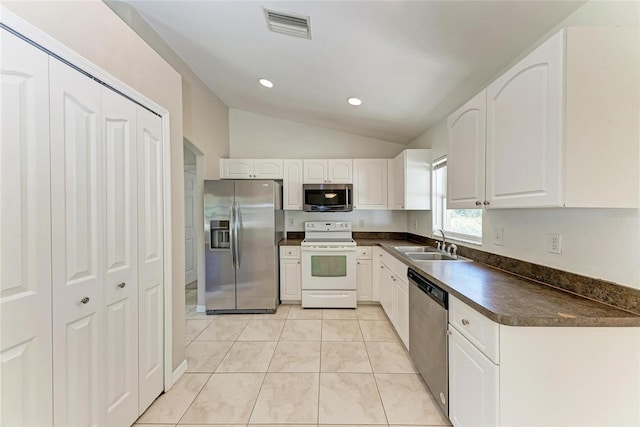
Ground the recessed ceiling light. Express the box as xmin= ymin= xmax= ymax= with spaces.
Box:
xmin=259 ymin=78 xmax=274 ymax=88
xmin=347 ymin=97 xmax=362 ymax=106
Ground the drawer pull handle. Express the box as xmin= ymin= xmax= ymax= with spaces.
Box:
xmin=80 ymin=297 xmax=90 ymax=305
xmin=117 ymin=282 xmax=126 ymax=289
xmin=461 ymin=319 xmax=470 ymax=326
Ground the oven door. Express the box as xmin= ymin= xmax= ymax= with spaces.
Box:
xmin=301 ymin=246 xmax=356 ymax=290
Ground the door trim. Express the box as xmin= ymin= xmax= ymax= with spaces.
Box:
xmin=1 ymin=7 xmax=176 ymax=390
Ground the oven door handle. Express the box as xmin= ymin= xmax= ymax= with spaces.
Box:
xmin=301 ymin=247 xmax=357 ymax=252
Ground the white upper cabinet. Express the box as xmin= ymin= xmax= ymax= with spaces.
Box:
xmin=283 ymin=159 xmax=303 ymax=210
xmin=303 ymin=159 xmax=353 ymax=183
xmin=486 ymin=30 xmax=564 ymax=208
xmin=388 ymin=149 xmax=432 ymax=210
xmin=220 ymin=159 xmax=283 ymax=179
xmin=563 ymin=27 xmax=638 ymax=208
xmin=447 ymin=91 xmax=487 ymax=209
xmin=451 ymin=27 xmax=639 ymax=209
xmin=353 ymin=159 xmax=388 ymax=209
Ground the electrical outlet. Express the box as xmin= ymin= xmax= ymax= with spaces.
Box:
xmin=547 ymin=233 xmax=562 ymax=254
xmin=288 ymin=218 xmax=294 ymax=227
xmin=493 ymin=226 xmax=504 ymax=246
xmin=358 ymin=219 xmax=365 ymax=228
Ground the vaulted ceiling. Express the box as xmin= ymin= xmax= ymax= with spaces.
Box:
xmin=117 ymin=1 xmax=584 ymax=144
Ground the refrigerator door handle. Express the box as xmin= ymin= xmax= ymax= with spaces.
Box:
xmin=229 ymin=203 xmax=236 ymax=269
xmin=235 ymin=201 xmax=241 ymax=269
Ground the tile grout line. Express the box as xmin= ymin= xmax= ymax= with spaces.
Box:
xmin=361 ymin=319 xmax=391 ymax=426
xmin=246 ymin=307 xmax=286 ymax=424
xmin=317 ymin=314 xmax=324 ymax=425
xmin=174 ymin=371 xmax=214 ymax=425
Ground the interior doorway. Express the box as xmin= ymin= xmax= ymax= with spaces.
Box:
xmin=183 ymin=140 xmax=205 ymax=314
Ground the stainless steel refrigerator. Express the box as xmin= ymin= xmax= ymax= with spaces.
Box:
xmin=205 ymin=180 xmax=284 ymax=313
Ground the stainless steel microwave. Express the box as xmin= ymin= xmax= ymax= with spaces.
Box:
xmin=303 ymin=184 xmax=353 ymax=212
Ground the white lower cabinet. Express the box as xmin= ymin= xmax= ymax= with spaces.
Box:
xmin=448 ymin=327 xmax=499 ymax=427
xmin=356 ymin=259 xmax=373 ymax=301
xmin=356 ymin=247 xmax=373 ymax=301
xmin=448 ymin=295 xmax=640 ymax=427
xmin=280 ymin=247 xmax=301 ymax=301
xmin=377 ymin=249 xmax=409 ymax=349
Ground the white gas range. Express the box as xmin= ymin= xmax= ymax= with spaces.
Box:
xmin=300 ymin=221 xmax=357 ymax=308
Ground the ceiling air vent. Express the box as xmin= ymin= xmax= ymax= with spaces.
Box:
xmin=264 ymin=8 xmax=311 ymax=39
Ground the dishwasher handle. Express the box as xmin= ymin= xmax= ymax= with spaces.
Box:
xmin=408 ymin=268 xmax=448 ymax=309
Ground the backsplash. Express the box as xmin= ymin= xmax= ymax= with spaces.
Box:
xmin=405 ymin=233 xmax=640 ymax=315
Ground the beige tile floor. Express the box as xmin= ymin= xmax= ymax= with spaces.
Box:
xmin=135 ymin=303 xmax=451 ymax=427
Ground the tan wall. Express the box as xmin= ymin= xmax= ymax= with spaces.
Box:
xmin=104 ymin=1 xmax=230 ymax=179
xmin=3 ymin=0 xmax=188 ymax=371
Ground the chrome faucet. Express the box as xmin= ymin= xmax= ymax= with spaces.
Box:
xmin=433 ymin=229 xmax=446 ymax=252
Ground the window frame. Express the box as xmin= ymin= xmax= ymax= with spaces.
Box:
xmin=432 ymin=157 xmax=483 ymax=245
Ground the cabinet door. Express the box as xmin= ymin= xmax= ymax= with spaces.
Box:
xmin=303 ymin=159 xmax=327 ymax=183
xmin=102 ymin=88 xmax=139 ymax=427
xmin=356 ymin=259 xmax=373 ymax=301
xmin=379 ymin=265 xmax=394 ymax=320
xmin=486 ymin=31 xmax=563 ymax=208
xmin=327 ymin=159 xmax=353 ymax=183
xmin=389 ymin=154 xmax=405 ymax=209
xmin=50 ymin=58 xmax=105 ymax=427
xmin=449 ymin=327 xmax=499 ymax=427
xmin=254 ymin=159 xmax=283 ymax=179
xmin=447 ymin=91 xmax=486 ymax=209
xmin=220 ymin=159 xmax=252 ymax=179
xmin=0 ymin=30 xmax=53 ymax=427
xmin=137 ymin=106 xmax=165 ymax=414
xmin=353 ymin=159 xmax=387 ymax=209
xmin=393 ymin=279 xmax=409 ymax=349
xmin=283 ymin=159 xmax=303 ymax=210
xmin=404 ymin=149 xmax=431 ymax=210
xmin=280 ymin=259 xmax=301 ymax=301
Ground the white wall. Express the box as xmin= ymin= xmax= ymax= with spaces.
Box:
xmin=230 ymin=108 xmax=410 ymax=232
xmin=285 ymin=210 xmax=408 ymax=233
xmin=105 ymin=1 xmax=230 ymax=180
xmin=230 ymin=109 xmax=406 ymax=159
xmin=405 ymin=0 xmax=640 ymax=290
xmin=3 ymin=0 xmax=191 ymax=372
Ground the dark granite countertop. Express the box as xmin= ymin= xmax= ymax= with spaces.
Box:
xmin=279 ymin=237 xmax=640 ymax=327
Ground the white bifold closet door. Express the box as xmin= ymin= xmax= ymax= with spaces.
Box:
xmin=137 ymin=105 xmax=164 ymax=414
xmin=102 ymin=88 xmax=139 ymax=426
xmin=50 ymin=57 xmax=106 ymax=427
xmin=0 ymin=29 xmax=53 ymax=427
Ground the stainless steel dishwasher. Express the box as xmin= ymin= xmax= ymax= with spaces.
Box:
xmin=408 ymin=268 xmax=449 ymax=417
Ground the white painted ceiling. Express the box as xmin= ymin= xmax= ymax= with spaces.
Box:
xmin=123 ymin=1 xmax=584 ymax=144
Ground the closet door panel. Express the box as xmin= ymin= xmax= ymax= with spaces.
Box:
xmin=137 ymin=106 xmax=165 ymax=413
xmin=102 ymin=88 xmax=139 ymax=426
xmin=0 ymin=29 xmax=53 ymax=427
xmin=50 ymin=58 xmax=105 ymax=427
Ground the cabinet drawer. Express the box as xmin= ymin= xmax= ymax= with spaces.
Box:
xmin=449 ymin=295 xmax=500 ymax=364
xmin=357 ymin=246 xmax=372 ymax=259
xmin=280 ymin=246 xmax=301 ymax=259
xmin=380 ymin=249 xmax=409 ymax=281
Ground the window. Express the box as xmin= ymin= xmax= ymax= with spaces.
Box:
xmin=432 ymin=158 xmax=482 ymax=243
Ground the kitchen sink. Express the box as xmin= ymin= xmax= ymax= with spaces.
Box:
xmin=405 ymin=252 xmax=460 ymax=261
xmin=393 ymin=246 xmax=440 ymax=253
